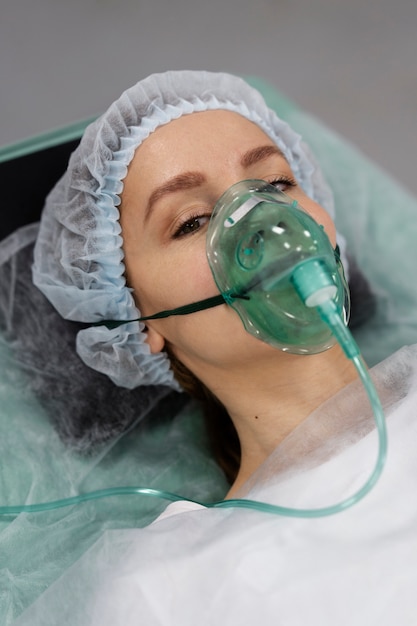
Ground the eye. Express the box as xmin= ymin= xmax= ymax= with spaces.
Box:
xmin=174 ymin=214 xmax=211 ymax=238
xmin=268 ymin=176 xmax=297 ymax=192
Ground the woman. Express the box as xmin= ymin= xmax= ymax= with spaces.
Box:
xmin=33 ymin=70 xmax=357 ymax=496
xmin=14 ymin=69 xmax=417 ymax=626
xmin=119 ymin=105 xmax=359 ymax=497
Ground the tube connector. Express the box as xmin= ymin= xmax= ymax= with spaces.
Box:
xmin=291 ymin=258 xmax=337 ymax=307
xmin=292 ymin=258 xmax=359 ymax=360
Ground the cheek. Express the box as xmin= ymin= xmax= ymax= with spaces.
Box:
xmin=170 ymin=250 xmax=217 ymax=303
xmin=299 ymin=198 xmax=337 ymax=247
xmin=135 ymin=247 xmax=226 ymax=359
xmin=128 ymin=242 xmax=218 ymax=317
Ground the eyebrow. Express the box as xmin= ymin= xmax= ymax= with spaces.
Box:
xmin=240 ymin=144 xmax=287 ymax=168
xmin=144 ymin=144 xmax=287 ymax=221
xmin=145 ymin=171 xmax=206 ymax=222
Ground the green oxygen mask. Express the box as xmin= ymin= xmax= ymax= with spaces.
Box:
xmin=206 ymin=179 xmax=350 ymax=355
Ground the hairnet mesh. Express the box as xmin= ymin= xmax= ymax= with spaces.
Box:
xmin=32 ymin=70 xmax=344 ymax=390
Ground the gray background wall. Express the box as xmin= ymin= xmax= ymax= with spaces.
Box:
xmin=1 ymin=0 xmax=416 ymax=194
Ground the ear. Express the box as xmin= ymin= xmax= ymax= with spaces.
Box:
xmin=145 ymin=324 xmax=166 ymax=354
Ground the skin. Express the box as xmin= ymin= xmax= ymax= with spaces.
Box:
xmin=120 ymin=110 xmax=357 ymax=496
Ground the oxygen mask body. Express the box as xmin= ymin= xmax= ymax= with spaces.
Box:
xmin=207 ymin=180 xmax=350 ymax=354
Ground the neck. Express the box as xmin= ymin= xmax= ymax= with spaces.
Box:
xmin=206 ymin=344 xmax=358 ymax=497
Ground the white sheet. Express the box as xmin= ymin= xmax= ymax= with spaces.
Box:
xmin=15 ymin=345 xmax=417 ymax=626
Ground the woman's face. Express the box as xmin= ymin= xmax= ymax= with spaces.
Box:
xmin=120 ymin=110 xmax=336 ymax=379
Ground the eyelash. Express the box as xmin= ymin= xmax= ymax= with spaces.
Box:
xmin=172 ymin=176 xmax=298 ymax=238
xmin=267 ymin=175 xmax=297 ymax=191
xmin=173 ymin=212 xmax=211 ymax=238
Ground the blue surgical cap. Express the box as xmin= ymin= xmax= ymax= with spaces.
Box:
xmin=32 ymin=70 xmax=345 ymax=390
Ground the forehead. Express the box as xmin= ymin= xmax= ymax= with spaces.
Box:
xmin=125 ymin=110 xmax=279 ymax=189
xmin=136 ymin=109 xmax=275 ymax=157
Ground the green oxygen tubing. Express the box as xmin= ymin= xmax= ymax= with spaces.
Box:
xmin=0 ymin=181 xmax=388 ymax=519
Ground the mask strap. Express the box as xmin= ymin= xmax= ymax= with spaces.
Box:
xmin=93 ymin=291 xmax=249 ymax=330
